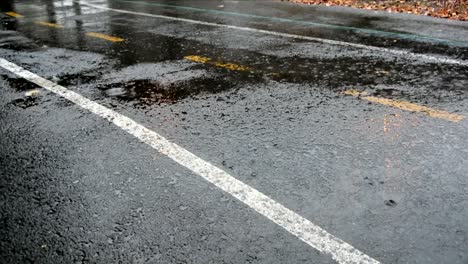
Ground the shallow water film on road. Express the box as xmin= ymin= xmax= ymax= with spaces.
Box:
xmin=1 ymin=0 xmax=467 ymax=263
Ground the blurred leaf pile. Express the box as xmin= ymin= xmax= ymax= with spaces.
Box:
xmin=290 ymin=0 xmax=467 ymax=21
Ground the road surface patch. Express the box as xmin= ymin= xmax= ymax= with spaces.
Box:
xmin=0 ymin=57 xmax=379 ymax=264
xmin=184 ymin=55 xmax=252 ymax=72
xmin=35 ymin=21 xmax=64 ymax=28
xmin=75 ymin=0 xmax=468 ymax=67
xmin=343 ymin=89 xmax=464 ymax=122
xmin=86 ymin=32 xmax=124 ymax=42
xmin=5 ymin=11 xmax=24 ymax=18
xmin=109 ymin=0 xmax=468 ymax=47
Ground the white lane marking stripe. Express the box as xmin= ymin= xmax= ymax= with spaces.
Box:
xmin=0 ymin=58 xmax=380 ymax=264
xmin=76 ymin=1 xmax=467 ymax=67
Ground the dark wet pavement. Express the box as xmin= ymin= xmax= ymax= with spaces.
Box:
xmin=1 ymin=0 xmax=468 ymax=263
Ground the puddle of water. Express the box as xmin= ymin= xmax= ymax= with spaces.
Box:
xmin=0 ymin=31 xmax=39 ymax=51
xmin=1 ymin=75 xmax=39 ymax=91
xmin=97 ymin=76 xmax=240 ymax=105
xmin=9 ymin=97 xmax=39 ymax=109
xmin=56 ymin=73 xmax=102 ymax=86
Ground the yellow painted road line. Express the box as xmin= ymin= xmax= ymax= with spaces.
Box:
xmin=184 ymin=55 xmax=252 ymax=72
xmin=343 ymin=89 xmax=464 ymax=122
xmin=86 ymin=32 xmax=124 ymax=42
xmin=5 ymin=11 xmax=24 ymax=18
xmin=35 ymin=21 xmax=64 ymax=28
xmin=213 ymin=62 xmax=251 ymax=71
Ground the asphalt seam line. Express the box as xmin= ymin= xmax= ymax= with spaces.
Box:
xmin=76 ymin=1 xmax=467 ymax=67
xmin=343 ymin=89 xmax=464 ymax=122
xmin=0 ymin=58 xmax=379 ymax=264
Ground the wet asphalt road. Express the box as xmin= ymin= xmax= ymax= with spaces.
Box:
xmin=1 ymin=0 xmax=468 ymax=263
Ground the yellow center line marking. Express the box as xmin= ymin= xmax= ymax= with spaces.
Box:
xmin=213 ymin=62 xmax=251 ymax=71
xmin=86 ymin=32 xmax=124 ymax=42
xmin=35 ymin=21 xmax=64 ymax=28
xmin=184 ymin=55 xmax=252 ymax=72
xmin=5 ymin=12 xmax=24 ymax=18
xmin=185 ymin=55 xmax=211 ymax=64
xmin=343 ymin=89 xmax=464 ymax=122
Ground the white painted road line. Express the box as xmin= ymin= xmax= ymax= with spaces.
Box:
xmin=76 ymin=1 xmax=468 ymax=67
xmin=0 ymin=57 xmax=380 ymax=264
